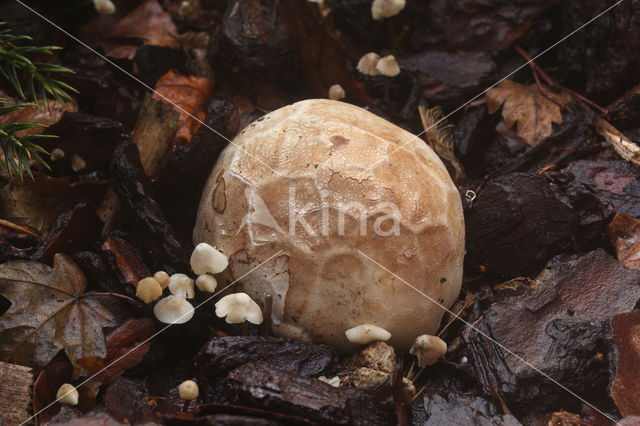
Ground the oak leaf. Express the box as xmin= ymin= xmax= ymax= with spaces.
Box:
xmin=486 ymin=80 xmax=571 ymax=147
xmin=0 ymin=254 xmax=128 ymax=368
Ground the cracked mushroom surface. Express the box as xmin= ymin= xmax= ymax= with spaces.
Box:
xmin=194 ymin=99 xmax=464 ymax=352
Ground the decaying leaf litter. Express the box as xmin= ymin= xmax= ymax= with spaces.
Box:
xmin=0 ymin=0 xmax=640 ymax=425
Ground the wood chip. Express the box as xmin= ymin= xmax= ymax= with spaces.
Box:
xmin=0 ymin=361 xmax=33 ymax=426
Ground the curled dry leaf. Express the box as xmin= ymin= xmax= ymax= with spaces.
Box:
xmin=606 ymin=213 xmax=640 ymax=270
xmin=0 ymin=174 xmax=107 ymax=235
xmin=105 ymin=0 xmax=179 ymax=60
xmin=486 ymin=80 xmax=572 ymax=147
xmin=152 ymin=70 xmax=213 ymax=145
xmin=0 ymin=254 xmax=128 ymax=368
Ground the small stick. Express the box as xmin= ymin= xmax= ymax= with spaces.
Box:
xmin=260 ymin=294 xmax=273 ymax=336
xmin=515 ymin=45 xmax=608 ymax=115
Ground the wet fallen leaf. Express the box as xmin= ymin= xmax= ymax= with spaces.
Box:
xmin=610 ymin=311 xmax=640 ymax=417
xmin=487 ymin=80 xmax=572 ymax=147
xmin=152 ymin=70 xmax=213 ymax=145
xmin=0 ymin=174 xmax=107 ymax=235
xmin=607 ymin=213 xmax=640 ymax=270
xmin=106 ymin=0 xmax=179 ymax=60
xmin=0 ymin=99 xmax=76 ymax=136
xmin=0 ymin=254 xmax=129 ymax=368
xmin=33 ymin=358 xmax=73 ymax=426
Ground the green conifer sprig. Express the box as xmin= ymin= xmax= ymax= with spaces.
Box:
xmin=0 ymin=23 xmax=77 ymax=179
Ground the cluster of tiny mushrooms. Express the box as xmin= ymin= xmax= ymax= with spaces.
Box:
xmin=57 ymin=0 xmax=460 ymax=407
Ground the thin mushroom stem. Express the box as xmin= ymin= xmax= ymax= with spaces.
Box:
xmin=260 ymin=293 xmax=273 ymax=336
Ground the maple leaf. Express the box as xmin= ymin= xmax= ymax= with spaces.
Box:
xmin=0 ymin=254 xmax=129 ymax=368
xmin=486 ymin=80 xmax=572 ymax=147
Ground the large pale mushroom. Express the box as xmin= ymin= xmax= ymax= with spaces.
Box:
xmin=194 ymin=99 xmax=464 ymax=352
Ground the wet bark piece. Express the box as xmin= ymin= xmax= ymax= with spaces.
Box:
xmin=215 ymin=0 xmax=292 ymax=79
xmin=415 ymin=0 xmax=558 ymax=53
xmin=409 ymin=365 xmax=522 ymax=426
xmin=104 ymin=377 xmax=156 ymax=425
xmin=610 ymin=311 xmax=640 ymax=417
xmin=228 ymin=363 xmax=392 ymax=425
xmin=563 ymin=159 xmax=640 ymax=217
xmin=465 ymin=172 xmax=577 ymax=278
xmin=556 ymin=0 xmax=640 ymax=103
xmin=461 ymin=249 xmax=640 ymax=414
xmin=400 ymin=51 xmax=496 ymax=107
xmin=0 ymin=361 xmax=33 ymax=426
xmin=196 ymin=336 xmax=336 ymax=378
xmin=45 ymin=112 xmax=130 ymax=174
xmin=111 ymin=142 xmax=191 ymax=272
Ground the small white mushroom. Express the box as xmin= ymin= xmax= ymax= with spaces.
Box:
xmin=178 ymin=380 xmax=199 ymax=400
xmin=357 ymin=52 xmax=381 ymax=76
xmin=136 ymin=277 xmax=163 ymax=304
xmin=409 ymin=334 xmax=447 ymax=367
xmin=196 ymin=274 xmax=218 ymax=293
xmin=153 ymin=271 xmax=170 ymax=289
xmin=318 ymin=375 xmax=340 ymax=387
xmin=50 ymin=148 xmax=65 ymax=161
xmin=93 ymin=0 xmax=116 ymax=14
xmin=215 ymin=292 xmax=263 ymax=324
xmin=56 ymin=383 xmax=79 ymax=406
xmin=376 ymin=55 xmax=401 ymax=77
xmin=154 ymin=296 xmax=195 ymax=324
xmin=190 ymin=242 xmax=229 ymax=275
xmin=169 ymin=273 xmax=195 ymax=299
xmin=328 ymin=84 xmax=346 ymax=101
xmin=371 ymin=0 xmax=406 ymax=20
xmin=70 ymin=154 xmax=86 ymax=172
xmin=345 ymin=324 xmax=392 ymax=344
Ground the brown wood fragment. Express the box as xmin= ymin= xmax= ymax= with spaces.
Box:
xmin=97 ymin=95 xmax=179 ymax=233
xmin=0 ymin=361 xmax=33 ymax=426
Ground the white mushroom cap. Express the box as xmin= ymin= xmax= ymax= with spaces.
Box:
xmin=190 ymin=242 xmax=229 ymax=275
xmin=196 ymin=274 xmax=218 ymax=293
xmin=136 ymin=277 xmax=163 ymax=304
xmin=154 ymin=296 xmax=195 ymax=324
xmin=357 ymin=52 xmax=381 ymax=76
xmin=371 ymin=0 xmax=406 ymax=20
xmin=178 ymin=380 xmax=199 ymax=400
xmin=215 ymin=292 xmax=263 ymax=324
xmin=409 ymin=334 xmax=447 ymax=367
xmin=345 ymin=324 xmax=392 ymax=344
xmin=93 ymin=0 xmax=116 ymax=14
xmin=328 ymin=84 xmax=346 ymax=101
xmin=56 ymin=383 xmax=79 ymax=406
xmin=168 ymin=273 xmax=195 ymax=299
xmin=376 ymin=55 xmax=401 ymax=77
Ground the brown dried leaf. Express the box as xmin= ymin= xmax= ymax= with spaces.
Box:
xmin=486 ymin=80 xmax=571 ymax=147
xmin=0 ymin=254 xmax=127 ymax=368
xmin=0 ymin=99 xmax=76 ymax=136
xmin=0 ymin=174 xmax=106 ymax=235
xmin=106 ymin=0 xmax=179 ymax=60
xmin=611 ymin=311 xmax=640 ymax=417
xmin=152 ymin=70 xmax=213 ymax=145
xmin=607 ymin=213 xmax=640 ymax=270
